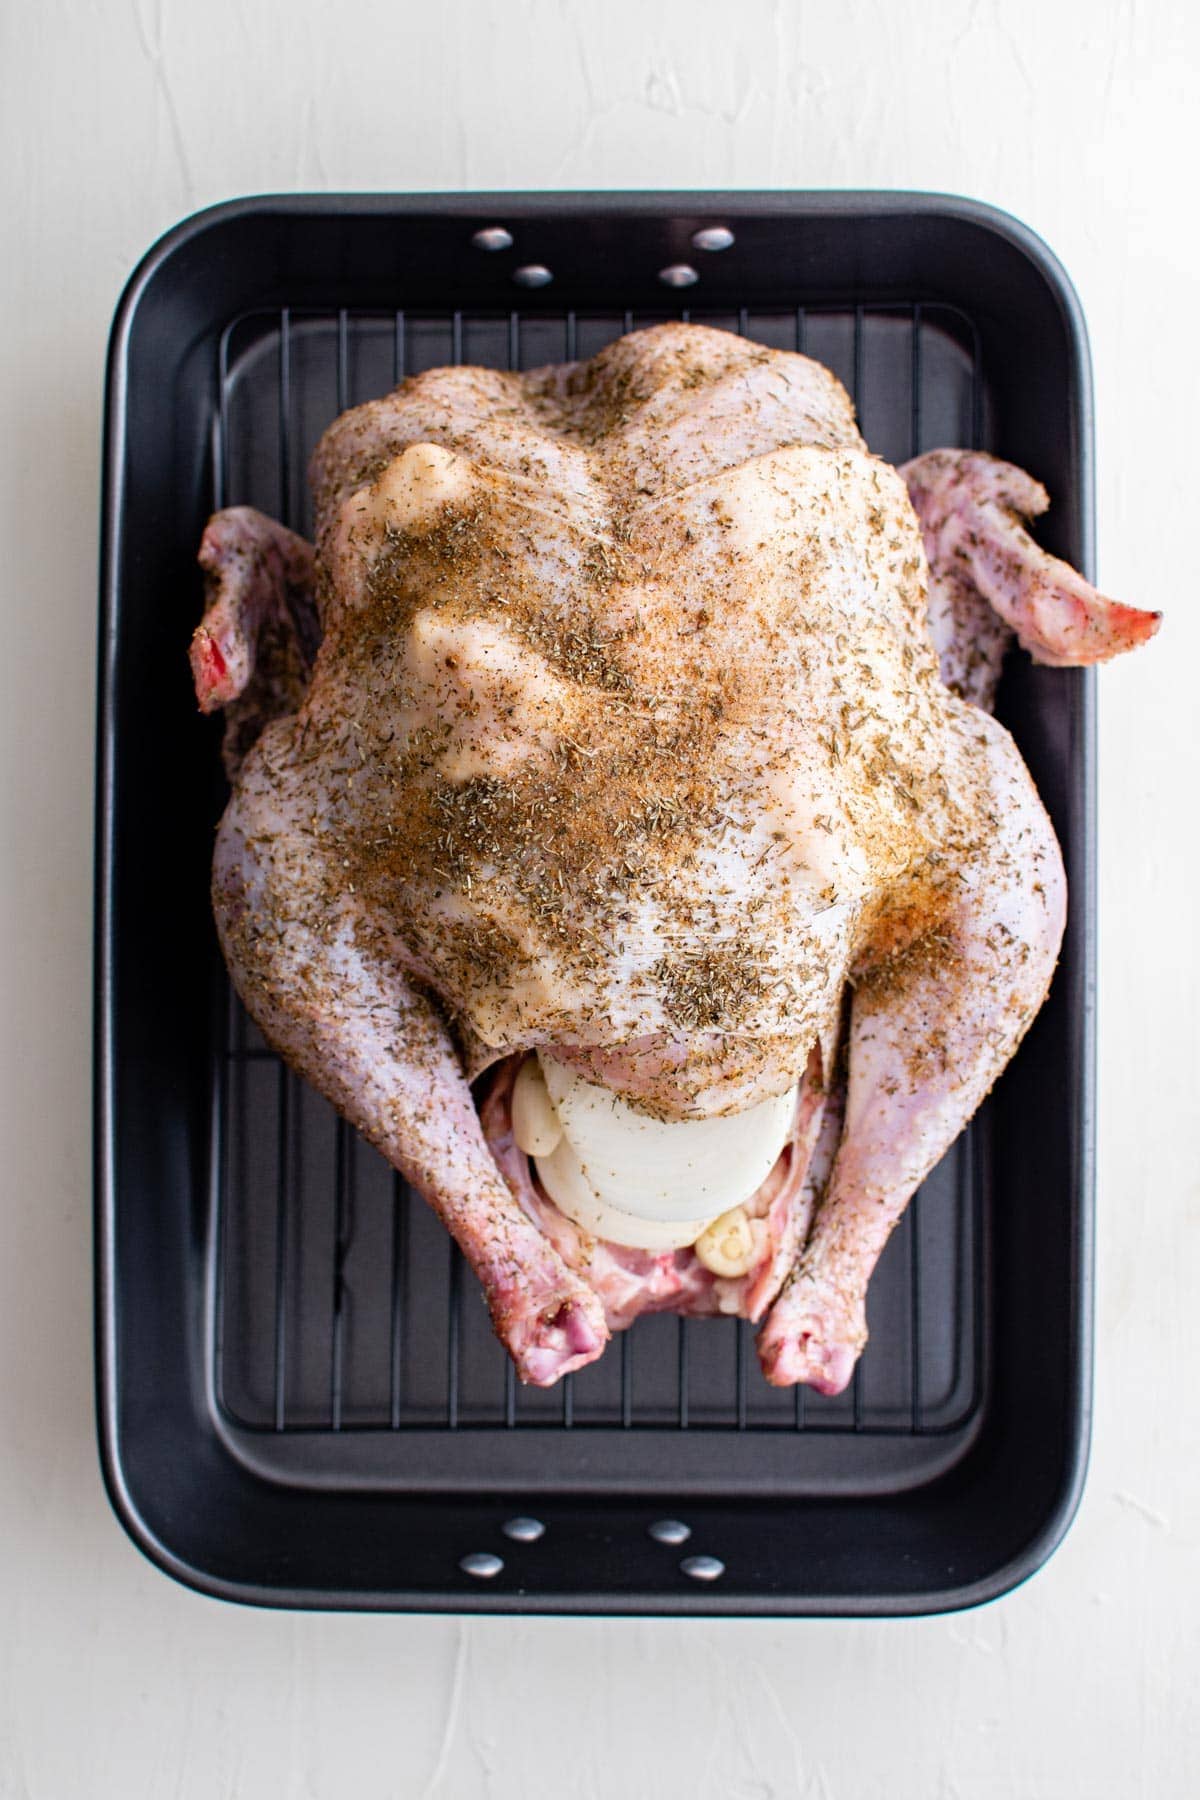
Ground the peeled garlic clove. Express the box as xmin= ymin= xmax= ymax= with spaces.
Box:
xmin=511 ymin=1055 xmax=564 ymax=1157
xmin=694 ymin=1206 xmax=757 ymax=1278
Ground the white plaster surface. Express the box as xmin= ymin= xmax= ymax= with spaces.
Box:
xmin=1 ymin=1 xmax=1197 ymax=1794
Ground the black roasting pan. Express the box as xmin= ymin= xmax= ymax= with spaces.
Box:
xmin=96 ymin=192 xmax=1095 ymax=1613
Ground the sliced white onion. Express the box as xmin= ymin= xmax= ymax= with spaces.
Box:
xmin=534 ymin=1135 xmax=718 ymax=1249
xmin=537 ymin=1054 xmax=796 ymax=1225
xmin=510 ymin=1056 xmax=563 ymax=1157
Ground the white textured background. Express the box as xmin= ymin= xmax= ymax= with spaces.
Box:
xmin=2 ymin=2 xmax=1197 ymax=1795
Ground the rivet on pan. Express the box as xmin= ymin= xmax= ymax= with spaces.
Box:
xmin=681 ymin=1555 xmax=725 ymax=1582
xmin=691 ymin=226 xmax=735 ymax=252
xmin=502 ymin=1516 xmax=546 ymax=1543
xmin=513 ymin=264 xmax=553 ymax=288
xmin=472 ymin=226 xmax=514 ymax=251
xmin=459 ymin=1551 xmax=504 ymax=1579
xmin=658 ymin=263 xmax=699 ymax=289
xmin=648 ymin=1518 xmax=692 ymax=1545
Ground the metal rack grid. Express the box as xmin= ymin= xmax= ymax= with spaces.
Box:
xmin=209 ymin=300 xmax=987 ymax=1448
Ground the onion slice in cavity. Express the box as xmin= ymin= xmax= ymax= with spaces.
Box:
xmin=532 ymin=1054 xmax=798 ymax=1247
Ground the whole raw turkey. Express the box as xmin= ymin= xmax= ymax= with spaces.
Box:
xmin=191 ymin=324 xmax=1158 ymax=1391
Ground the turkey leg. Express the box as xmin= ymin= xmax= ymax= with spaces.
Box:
xmin=212 ymin=728 xmax=610 ymax=1386
xmin=758 ymin=708 xmax=1067 ymax=1392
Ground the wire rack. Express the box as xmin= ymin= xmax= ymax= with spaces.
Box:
xmin=209 ymin=300 xmax=987 ymax=1457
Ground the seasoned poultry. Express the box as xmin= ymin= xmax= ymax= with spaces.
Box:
xmin=191 ymin=323 xmax=1158 ymax=1391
